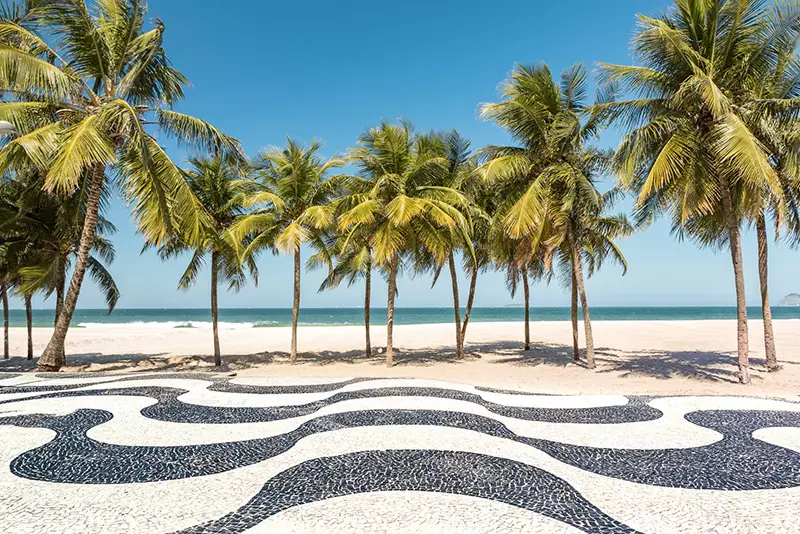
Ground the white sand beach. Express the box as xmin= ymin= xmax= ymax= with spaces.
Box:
xmin=3 ymin=319 xmax=800 ymax=397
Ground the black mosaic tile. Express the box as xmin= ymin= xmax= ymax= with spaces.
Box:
xmin=0 ymin=379 xmax=664 ymax=425
xmin=174 ymin=449 xmax=642 ymax=534
xmin=3 ymin=403 xmax=800 ymax=491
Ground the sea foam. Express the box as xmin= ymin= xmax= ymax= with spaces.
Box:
xmin=76 ymin=321 xmax=279 ymax=330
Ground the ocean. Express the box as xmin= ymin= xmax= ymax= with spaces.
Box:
xmin=5 ymin=306 xmax=800 ymax=329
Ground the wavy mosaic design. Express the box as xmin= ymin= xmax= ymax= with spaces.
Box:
xmin=0 ymin=372 xmax=799 ymax=533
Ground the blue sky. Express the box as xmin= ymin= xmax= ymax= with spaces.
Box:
xmin=13 ymin=0 xmax=800 ymax=309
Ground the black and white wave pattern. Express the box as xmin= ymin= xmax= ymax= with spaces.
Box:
xmin=1 ymin=372 xmax=799 ymax=534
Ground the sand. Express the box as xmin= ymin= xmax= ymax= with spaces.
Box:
xmin=2 ymin=319 xmax=800 ymax=398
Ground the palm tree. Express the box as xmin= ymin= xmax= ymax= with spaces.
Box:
xmin=310 ymin=230 xmax=375 ymax=358
xmin=1 ymin=170 xmax=119 ymax=317
xmin=447 ymin=155 xmax=496 ymax=346
xmin=23 ymin=290 xmax=31 ymax=359
xmin=233 ymin=138 xmax=344 ymax=362
xmin=0 ymin=239 xmax=36 ymax=360
xmin=481 ymin=63 xmax=611 ymax=367
xmin=413 ymin=130 xmax=478 ymax=358
xmin=154 ymin=156 xmax=255 ymax=366
xmin=737 ymin=27 xmax=800 ymax=373
xmin=556 ymin=190 xmax=632 ymax=362
xmin=596 ymin=0 xmax=800 ymax=383
xmin=490 ymin=231 xmax=540 ymax=351
xmin=0 ymin=0 xmax=243 ymax=371
xmin=1 ymin=169 xmax=119 ymax=365
xmin=341 ymin=122 xmax=472 ymax=366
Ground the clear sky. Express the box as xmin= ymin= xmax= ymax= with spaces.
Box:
xmin=13 ymin=0 xmax=800 ymax=310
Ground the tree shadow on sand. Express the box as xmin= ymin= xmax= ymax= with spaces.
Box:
xmin=0 ymin=353 xmax=173 ymax=373
xmin=0 ymin=341 xmax=789 ymax=385
xmin=246 ymin=347 xmax=484 ymax=368
xmin=491 ymin=342 xmax=772 ymax=383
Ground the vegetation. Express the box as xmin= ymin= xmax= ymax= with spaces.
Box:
xmin=232 ymin=139 xmax=345 ymax=363
xmin=341 ymin=122 xmax=472 ymax=366
xmin=1 ymin=170 xmax=119 ymax=360
xmin=151 ymin=156 xmax=256 ymax=366
xmin=596 ymin=0 xmax=800 ymax=383
xmin=480 ymin=63 xmax=630 ymax=368
xmin=0 ymin=0 xmax=796 ymax=383
xmin=0 ymin=0 xmax=242 ymax=370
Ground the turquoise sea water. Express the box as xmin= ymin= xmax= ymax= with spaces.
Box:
xmin=5 ymin=306 xmax=800 ymax=328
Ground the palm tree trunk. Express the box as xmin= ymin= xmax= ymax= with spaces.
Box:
xmin=522 ymin=268 xmax=531 ymax=351
xmin=2 ymin=284 xmax=8 ymax=360
xmin=729 ymin=224 xmax=751 ymax=384
xmin=25 ymin=294 xmax=32 ymax=360
xmin=211 ymin=250 xmax=221 ymax=367
xmin=448 ymin=254 xmax=463 ymax=358
xmin=720 ymin=184 xmax=750 ymax=384
xmin=756 ymin=211 xmax=779 ymax=372
xmin=461 ymin=267 xmax=478 ymax=342
xmin=571 ymin=269 xmax=580 ymax=362
xmin=364 ymin=259 xmax=372 ymax=358
xmin=55 ymin=262 xmax=65 ymax=360
xmin=386 ymin=255 xmax=399 ymax=367
xmin=568 ymin=224 xmax=595 ymax=369
xmin=38 ymin=163 xmax=106 ymax=372
xmin=291 ymin=247 xmax=301 ymax=363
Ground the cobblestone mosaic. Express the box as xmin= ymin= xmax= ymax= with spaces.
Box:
xmin=0 ymin=372 xmax=799 ymax=533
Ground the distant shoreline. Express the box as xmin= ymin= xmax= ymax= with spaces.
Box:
xmin=3 ymin=306 xmax=800 ymax=328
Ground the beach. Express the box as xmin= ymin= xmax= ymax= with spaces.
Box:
xmin=3 ymin=319 xmax=800 ymax=397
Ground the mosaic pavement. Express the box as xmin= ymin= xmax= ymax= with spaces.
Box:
xmin=0 ymin=372 xmax=799 ymax=533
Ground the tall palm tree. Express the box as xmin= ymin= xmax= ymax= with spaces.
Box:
xmin=737 ymin=23 xmax=800 ymax=372
xmin=233 ymin=138 xmax=344 ymax=362
xmin=341 ymin=122 xmax=472 ymax=366
xmin=481 ymin=63 xmax=610 ymax=367
xmin=597 ymin=0 xmax=800 ymax=383
xmin=0 ymin=0 xmax=243 ymax=371
xmin=154 ymin=156 xmax=255 ymax=366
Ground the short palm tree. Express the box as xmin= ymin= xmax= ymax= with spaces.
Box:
xmin=233 ymin=138 xmax=344 ymax=362
xmin=557 ymin=190 xmax=632 ymax=361
xmin=1 ymin=169 xmax=119 ymax=359
xmin=414 ymin=130 xmax=478 ymax=358
xmin=596 ymin=0 xmax=800 ymax=383
xmin=481 ymin=63 xmax=610 ymax=367
xmin=341 ymin=122 xmax=472 ymax=366
xmin=0 ymin=0 xmax=243 ymax=371
xmin=456 ymin=158 xmax=496 ymax=345
xmin=0 ymin=228 xmax=39 ymax=360
xmin=310 ymin=229 xmax=375 ymax=357
xmin=0 ymin=171 xmax=119 ymax=319
xmin=153 ymin=156 xmax=255 ymax=366
xmin=491 ymin=231 xmax=547 ymax=351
